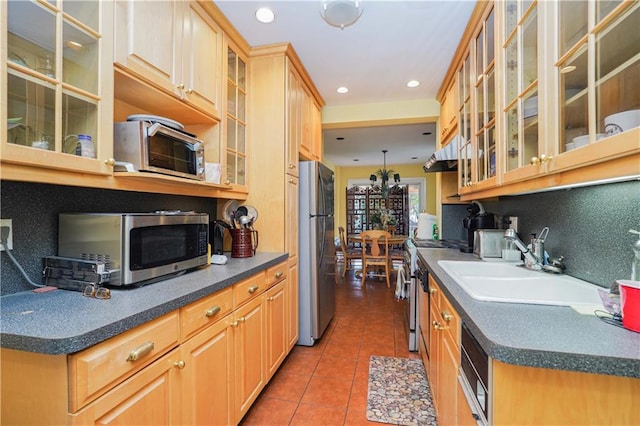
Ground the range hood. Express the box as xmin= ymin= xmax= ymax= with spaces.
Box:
xmin=423 ymin=137 xmax=458 ymax=172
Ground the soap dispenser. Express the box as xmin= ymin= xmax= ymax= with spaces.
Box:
xmin=630 ymin=229 xmax=640 ymax=281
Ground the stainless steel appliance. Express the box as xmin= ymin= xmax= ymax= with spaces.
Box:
xmin=459 ymin=322 xmax=490 ymax=425
xmin=114 ymin=119 xmax=205 ymax=181
xmin=58 ymin=212 xmax=209 ymax=286
xmin=462 ymin=201 xmax=495 ymax=253
xmin=298 ymin=161 xmax=336 ymax=346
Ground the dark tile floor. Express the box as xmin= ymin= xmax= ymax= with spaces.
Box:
xmin=241 ymin=264 xmax=419 ymax=425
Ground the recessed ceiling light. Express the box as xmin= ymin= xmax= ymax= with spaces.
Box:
xmin=407 ymin=80 xmax=420 ymax=88
xmin=255 ymin=7 xmax=274 ymax=23
xmin=353 ymin=159 xmax=359 ymax=162
xmin=411 ymin=156 xmax=418 ymax=160
xmin=337 ymin=86 xmax=349 ymax=94
xmin=423 ymin=132 xmax=432 ymax=135
xmin=336 ymin=137 xmax=344 ymax=140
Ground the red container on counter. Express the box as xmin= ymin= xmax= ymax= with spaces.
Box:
xmin=618 ymin=279 xmax=640 ymax=333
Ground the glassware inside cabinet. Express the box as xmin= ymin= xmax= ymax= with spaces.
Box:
xmin=61 ymin=92 xmax=97 ymax=157
xmin=522 ymin=89 xmax=539 ymax=162
xmin=7 ymin=2 xmax=56 ymax=79
xmin=596 ymin=5 xmax=639 ymax=137
xmin=7 ymin=72 xmax=55 ymax=150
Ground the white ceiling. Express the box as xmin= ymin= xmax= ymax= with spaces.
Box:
xmin=215 ymin=0 xmax=476 ymax=167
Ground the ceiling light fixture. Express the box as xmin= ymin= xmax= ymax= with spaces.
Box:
xmin=407 ymin=80 xmax=420 ymax=88
xmin=369 ymin=149 xmax=400 ymax=197
xmin=255 ymin=7 xmax=275 ymax=23
xmin=320 ymin=1 xmax=363 ymax=30
xmin=337 ymin=86 xmax=349 ymax=94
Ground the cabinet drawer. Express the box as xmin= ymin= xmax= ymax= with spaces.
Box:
xmin=439 ymin=291 xmax=460 ymax=349
xmin=69 ymin=311 xmax=180 ymax=412
xmin=233 ymin=272 xmax=266 ymax=308
xmin=181 ymin=287 xmax=233 ymax=341
xmin=428 ymin=275 xmax=441 ymax=309
xmin=265 ymin=261 xmax=287 ymax=287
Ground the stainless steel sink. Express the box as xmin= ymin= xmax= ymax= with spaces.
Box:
xmin=437 ymin=260 xmax=602 ymax=306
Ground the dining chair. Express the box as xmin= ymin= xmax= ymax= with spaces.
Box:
xmin=338 ymin=226 xmax=361 ymax=278
xmin=359 ymin=230 xmax=391 ymax=288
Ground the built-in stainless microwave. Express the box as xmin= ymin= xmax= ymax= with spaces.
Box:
xmin=58 ymin=212 xmax=209 ymax=286
xmin=114 ymin=121 xmax=205 ymax=181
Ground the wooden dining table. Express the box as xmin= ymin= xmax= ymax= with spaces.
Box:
xmin=348 ymin=234 xmax=409 ymax=245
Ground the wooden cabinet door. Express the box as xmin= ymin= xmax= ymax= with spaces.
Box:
xmin=180 ymin=314 xmax=234 ymax=426
xmin=286 ymin=63 xmax=301 ymax=176
xmin=234 ymin=295 xmax=266 ymax=421
xmin=71 ymin=349 xmax=181 ymax=425
xmin=265 ymin=281 xmax=287 ymax=379
xmin=114 ymin=1 xmax=180 ymax=95
xmin=287 ymin=260 xmax=299 ymax=350
xmin=181 ymin=2 xmax=222 ymax=117
xmin=439 ymin=331 xmax=460 ymax=426
xmin=428 ymin=304 xmax=441 ymax=408
xmin=286 ymin=176 xmax=299 ymax=261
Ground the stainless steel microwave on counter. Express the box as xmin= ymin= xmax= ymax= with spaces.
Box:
xmin=58 ymin=212 xmax=209 ymax=286
xmin=114 ymin=120 xmax=205 ymax=181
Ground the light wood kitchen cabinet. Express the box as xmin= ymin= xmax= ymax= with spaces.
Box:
xmin=265 ymin=280 xmax=287 ymax=379
xmin=1 ymin=0 xmax=114 ymax=176
xmin=439 ymin=78 xmax=458 ymax=144
xmin=287 ymin=259 xmax=300 ymax=350
xmin=287 ymin=63 xmax=303 ymax=177
xmin=114 ymin=1 xmax=222 ymax=120
xmin=223 ymin=37 xmax=248 ymax=191
xmin=428 ymin=277 xmax=462 ymax=426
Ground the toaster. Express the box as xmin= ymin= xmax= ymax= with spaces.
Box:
xmin=473 ymin=229 xmax=504 ymax=259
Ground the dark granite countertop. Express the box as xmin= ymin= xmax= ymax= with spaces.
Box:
xmin=0 ymin=252 xmax=288 ymax=355
xmin=418 ymin=248 xmax=640 ymax=379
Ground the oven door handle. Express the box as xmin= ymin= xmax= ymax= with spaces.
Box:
xmin=458 ymin=371 xmax=487 ymax=426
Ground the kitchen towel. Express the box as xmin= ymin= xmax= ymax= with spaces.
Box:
xmin=395 ymin=266 xmax=406 ymax=299
xmin=367 ymin=356 xmax=437 ymax=426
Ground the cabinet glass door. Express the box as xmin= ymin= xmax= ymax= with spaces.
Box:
xmin=458 ymin=54 xmax=472 ymax=189
xmin=503 ymin=1 xmax=539 ymax=172
xmin=225 ymin=46 xmax=247 ymax=187
xmin=6 ymin=0 xmax=100 ymax=157
xmin=558 ymin=1 xmax=638 ymax=151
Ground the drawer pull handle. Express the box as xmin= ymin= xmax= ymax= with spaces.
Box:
xmin=126 ymin=341 xmax=154 ymax=362
xmin=275 ymin=272 xmax=284 ymax=279
xmin=237 ymin=317 xmax=246 ymax=323
xmin=441 ymin=311 xmax=453 ymax=322
xmin=174 ymin=360 xmax=186 ymax=370
xmin=205 ymin=305 xmax=221 ymax=318
xmin=248 ymin=285 xmax=259 ymax=294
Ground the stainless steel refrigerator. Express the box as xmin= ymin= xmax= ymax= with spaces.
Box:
xmin=298 ymin=161 xmax=336 ymax=346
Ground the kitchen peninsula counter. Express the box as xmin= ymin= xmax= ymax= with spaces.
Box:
xmin=418 ymin=248 xmax=640 ymax=379
xmin=0 ymin=252 xmax=288 ymax=355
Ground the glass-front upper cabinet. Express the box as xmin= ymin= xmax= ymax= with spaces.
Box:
xmin=502 ymin=0 xmax=540 ymax=176
xmin=474 ymin=6 xmax=496 ymax=185
xmin=557 ymin=1 xmax=639 ymax=155
xmin=2 ymin=0 xmax=113 ymax=175
xmin=225 ymin=43 xmax=247 ymax=191
xmin=458 ymin=52 xmax=472 ymax=190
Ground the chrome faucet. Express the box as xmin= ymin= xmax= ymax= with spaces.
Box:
xmin=503 ymin=229 xmax=542 ymax=270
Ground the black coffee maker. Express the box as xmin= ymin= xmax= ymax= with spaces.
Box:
xmin=461 ymin=201 xmax=495 ymax=253
xmin=210 ymin=220 xmax=231 ymax=255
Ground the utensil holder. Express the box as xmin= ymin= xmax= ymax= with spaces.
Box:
xmin=230 ymin=228 xmax=258 ymax=258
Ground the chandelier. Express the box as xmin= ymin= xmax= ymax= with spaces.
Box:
xmin=370 ymin=149 xmax=400 ymax=197
xmin=320 ymin=1 xmax=363 ymax=30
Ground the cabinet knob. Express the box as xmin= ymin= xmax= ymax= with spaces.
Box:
xmin=230 ymin=320 xmax=239 ymax=327
xmin=237 ymin=317 xmax=246 ymax=323
xmin=205 ymin=305 xmax=221 ymax=318
xmin=432 ymin=320 xmax=441 ymax=330
xmin=185 ymin=88 xmax=193 ymax=94
xmin=104 ymin=158 xmax=116 ymax=167
xmin=267 ymin=296 xmax=275 ymax=302
xmin=248 ymin=285 xmax=259 ymax=294
xmin=441 ymin=311 xmax=453 ymax=322
xmin=429 ymin=288 xmax=437 ymax=295
xmin=225 ymin=180 xmax=232 ymax=185
xmin=288 ymin=163 xmax=295 ymax=169
xmin=275 ymin=271 xmax=284 ymax=279
xmin=531 ymin=154 xmax=553 ymax=165
xmin=174 ymin=360 xmax=186 ymax=370
xmin=177 ymin=83 xmax=185 ymax=90
xmin=126 ymin=341 xmax=154 ymax=362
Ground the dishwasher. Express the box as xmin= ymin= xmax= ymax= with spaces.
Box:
xmin=458 ymin=322 xmax=490 ymax=426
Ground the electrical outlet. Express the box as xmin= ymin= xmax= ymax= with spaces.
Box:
xmin=1 ymin=219 xmax=13 ymax=251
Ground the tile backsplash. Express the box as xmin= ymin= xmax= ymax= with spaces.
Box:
xmin=442 ymin=180 xmax=639 ymax=288
xmin=1 ymin=181 xmax=218 ymax=295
